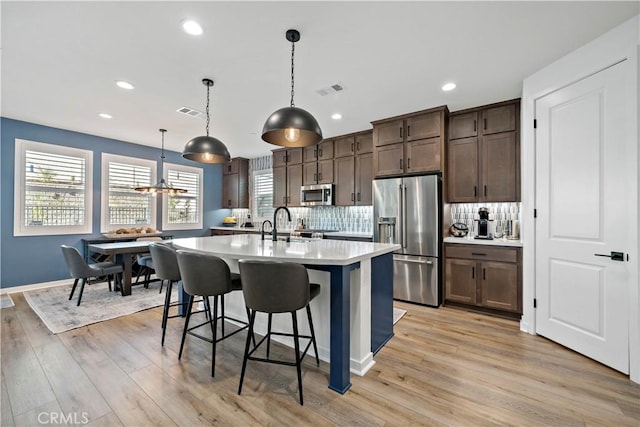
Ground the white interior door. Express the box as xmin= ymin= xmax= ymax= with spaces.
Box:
xmin=535 ymin=61 xmax=630 ymax=373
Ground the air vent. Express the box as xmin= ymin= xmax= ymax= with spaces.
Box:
xmin=316 ymin=83 xmax=345 ymax=96
xmin=176 ymin=106 xmax=206 ymax=119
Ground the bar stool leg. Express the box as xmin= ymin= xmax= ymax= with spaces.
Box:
xmin=179 ymin=295 xmax=195 ymax=359
xmin=107 ymin=275 xmax=112 ymax=292
xmin=291 ymin=311 xmax=303 ymax=405
xmin=161 ymin=280 xmax=173 ymax=346
xmin=69 ymin=278 xmax=79 ymax=300
xmin=306 ymin=305 xmax=320 ymax=366
xmin=238 ymin=310 xmax=256 ymax=395
xmin=246 ymin=307 xmax=256 ymax=348
xmin=220 ymin=295 xmax=225 ymax=337
xmin=266 ymin=313 xmax=273 ymax=359
xmin=207 ymin=296 xmax=219 ymax=377
xmin=76 ymin=278 xmax=87 ymax=306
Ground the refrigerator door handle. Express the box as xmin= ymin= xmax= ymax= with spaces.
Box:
xmin=403 ymin=184 xmax=408 ymax=249
xmin=398 ymin=184 xmax=404 ymax=248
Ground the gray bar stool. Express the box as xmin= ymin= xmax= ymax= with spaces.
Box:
xmin=148 ymin=242 xmax=190 ymax=346
xmin=175 ymin=250 xmax=251 ymax=377
xmin=61 ymin=245 xmax=123 ymax=306
xmin=237 ymin=260 xmax=320 ymax=405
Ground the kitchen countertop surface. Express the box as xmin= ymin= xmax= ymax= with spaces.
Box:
xmin=173 ymin=234 xmax=400 ymax=266
xmin=444 ymin=236 xmax=523 ymax=247
xmin=210 ymin=227 xmax=373 ymax=240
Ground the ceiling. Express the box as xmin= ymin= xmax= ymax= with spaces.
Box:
xmin=2 ymin=1 xmax=638 ymax=159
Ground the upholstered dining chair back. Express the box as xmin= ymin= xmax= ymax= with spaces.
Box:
xmin=238 ymin=260 xmax=310 ymax=313
xmin=148 ymin=242 xmax=181 ymax=282
xmin=175 ymin=250 xmax=233 ymax=297
xmin=61 ymin=245 xmax=96 ymax=278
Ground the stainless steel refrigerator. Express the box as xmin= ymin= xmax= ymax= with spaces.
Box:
xmin=373 ymin=174 xmax=441 ymax=306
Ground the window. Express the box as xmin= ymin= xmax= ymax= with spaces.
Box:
xmin=14 ymin=139 xmax=93 ymax=236
xmin=162 ymin=163 xmax=203 ymax=230
xmin=101 ymin=153 xmax=156 ymax=232
xmin=253 ymin=169 xmax=274 ymax=219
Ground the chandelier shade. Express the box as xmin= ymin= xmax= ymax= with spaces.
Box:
xmin=182 ymin=78 xmax=231 ymax=164
xmin=135 ymin=129 xmax=188 ymax=194
xmin=261 ymin=29 xmax=322 ymax=148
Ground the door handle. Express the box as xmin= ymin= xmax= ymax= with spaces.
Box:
xmin=351 ymin=142 xmax=354 ymax=153
xmin=357 ymin=192 xmax=361 ymax=201
xmin=407 ymin=158 xmax=411 ymax=169
xmin=403 ymin=184 xmax=408 ymax=249
xmin=397 ymin=258 xmax=433 ymax=265
xmin=594 ymin=251 xmax=626 ymax=261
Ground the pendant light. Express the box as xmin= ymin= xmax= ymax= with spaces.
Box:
xmin=261 ymin=29 xmax=322 ymax=148
xmin=182 ymin=78 xmax=231 ymax=163
xmin=135 ymin=129 xmax=188 ymax=194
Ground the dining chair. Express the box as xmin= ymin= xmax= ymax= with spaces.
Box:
xmin=175 ymin=249 xmax=251 ymax=377
xmin=134 ymin=236 xmax=163 ymax=289
xmin=60 ymin=245 xmax=123 ymax=306
xmin=237 ymin=260 xmax=320 ymax=405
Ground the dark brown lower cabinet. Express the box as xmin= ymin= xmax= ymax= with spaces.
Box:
xmin=445 ymin=243 xmax=522 ymax=315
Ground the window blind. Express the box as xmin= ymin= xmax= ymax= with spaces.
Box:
xmin=254 ymin=171 xmax=274 ymax=218
xmin=167 ymin=169 xmax=199 ymax=223
xmin=107 ymin=161 xmax=153 ymax=226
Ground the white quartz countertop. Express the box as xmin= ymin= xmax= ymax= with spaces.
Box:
xmin=444 ymin=236 xmax=523 ymax=247
xmin=172 ymin=234 xmax=400 ymax=266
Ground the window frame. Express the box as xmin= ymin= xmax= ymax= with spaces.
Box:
xmin=252 ymin=168 xmax=274 ymax=220
xmin=100 ymin=153 xmax=157 ymax=233
xmin=13 ymin=138 xmax=93 ymax=236
xmin=161 ymin=162 xmax=203 ymax=231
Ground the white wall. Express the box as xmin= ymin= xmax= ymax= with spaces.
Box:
xmin=521 ymin=15 xmax=640 ymax=382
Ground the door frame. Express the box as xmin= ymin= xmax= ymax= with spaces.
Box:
xmin=521 ymin=16 xmax=639 ymax=382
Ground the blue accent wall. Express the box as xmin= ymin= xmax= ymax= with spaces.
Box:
xmin=1 ymin=118 xmax=227 ymax=288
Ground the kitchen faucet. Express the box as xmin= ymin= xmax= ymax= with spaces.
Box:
xmin=272 ymin=206 xmax=291 ymax=241
xmin=260 ymin=220 xmax=272 ymax=241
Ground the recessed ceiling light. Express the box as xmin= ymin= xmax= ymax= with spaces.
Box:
xmin=116 ymin=81 xmax=134 ymax=90
xmin=331 ymin=113 xmax=342 ymax=120
xmin=442 ymin=82 xmax=456 ymax=91
xmin=182 ymin=20 xmax=203 ymax=36
xmin=99 ymin=113 xmax=112 ymax=119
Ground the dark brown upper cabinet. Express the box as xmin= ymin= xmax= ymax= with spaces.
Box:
xmin=302 ymin=140 xmax=334 ymax=185
xmin=334 ymin=131 xmax=373 ymax=158
xmin=222 ymin=157 xmax=249 ymax=209
xmin=272 ymin=148 xmax=302 ymax=168
xmin=372 ymin=106 xmax=448 ymax=178
xmin=272 ymin=149 xmax=303 ymax=207
xmin=447 ymin=99 xmax=520 ymax=202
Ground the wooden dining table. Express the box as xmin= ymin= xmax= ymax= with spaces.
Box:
xmin=87 ymin=240 xmax=155 ymax=296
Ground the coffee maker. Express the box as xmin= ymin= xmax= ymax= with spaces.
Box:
xmin=475 ymin=207 xmax=493 ymax=240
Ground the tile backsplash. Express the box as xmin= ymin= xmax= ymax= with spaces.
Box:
xmin=232 ymin=206 xmax=373 ymax=234
xmin=450 ymin=202 xmax=521 ymax=238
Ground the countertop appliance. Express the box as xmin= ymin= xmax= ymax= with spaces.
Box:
xmin=373 ymin=174 xmax=441 ymax=307
xmin=300 ymin=183 xmax=333 ymax=206
xmin=474 ymin=207 xmax=493 ymax=240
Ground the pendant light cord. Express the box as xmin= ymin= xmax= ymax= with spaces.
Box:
xmin=290 ymin=40 xmax=295 ymax=108
xmin=206 ymin=84 xmax=211 ymax=136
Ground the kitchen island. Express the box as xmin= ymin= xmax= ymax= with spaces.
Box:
xmin=171 ymin=234 xmax=400 ymax=394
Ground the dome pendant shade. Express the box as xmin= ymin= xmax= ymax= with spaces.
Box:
xmin=261 ymin=106 xmax=323 ymax=147
xmin=182 ymin=135 xmax=230 ymax=163
xmin=182 ymin=78 xmax=231 ymax=164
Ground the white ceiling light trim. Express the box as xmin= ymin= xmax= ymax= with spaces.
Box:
xmin=99 ymin=113 xmax=112 ymax=119
xmin=442 ymin=82 xmax=456 ymax=91
xmin=116 ymin=81 xmax=135 ymax=90
xmin=182 ymin=20 xmax=203 ymax=36
xmin=331 ymin=113 xmax=342 ymax=120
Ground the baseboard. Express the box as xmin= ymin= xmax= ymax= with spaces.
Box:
xmin=0 ymin=279 xmax=72 ymax=295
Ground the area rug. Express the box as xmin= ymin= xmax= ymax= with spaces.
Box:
xmin=24 ymin=280 xmax=174 ymax=334
xmin=1 ymin=294 xmax=15 ymax=309
xmin=393 ymin=307 xmax=407 ymax=325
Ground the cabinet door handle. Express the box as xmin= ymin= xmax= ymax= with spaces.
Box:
xmin=484 ymin=118 xmax=487 ymax=130
xmin=319 ymin=148 xmax=323 ymax=158
xmin=471 ymin=253 xmax=487 ymax=256
xmin=357 ymin=192 xmax=361 ymax=201
xmin=472 ymin=266 xmax=475 ymax=279
xmin=318 ymin=173 xmax=322 ymax=181
xmin=474 ymin=186 xmax=477 ymax=197
xmin=400 ymin=159 xmax=403 ymax=170
xmin=314 ymin=173 xmax=317 ymax=181
xmin=473 ymin=119 xmax=476 ymax=132
xmin=484 ymin=185 xmax=487 ymax=197
xmin=283 ymin=154 xmax=287 ymax=163
xmin=407 ymin=125 xmax=411 ymax=137
xmin=357 ymin=141 xmax=360 ymax=151
xmin=283 ymin=196 xmax=287 ymax=204
xmin=351 ymin=142 xmax=354 ymax=153
xmin=228 ymin=199 xmax=231 ymax=206
xmin=407 ymin=158 xmax=411 ymax=169
xmin=314 ymin=149 xmax=317 ymax=159
xmin=400 ymin=127 xmax=403 ymax=139
xmin=351 ymin=193 xmax=355 ymax=201
xmin=483 ymin=268 xmax=486 ymax=280
xmin=227 ymin=164 xmax=232 ymax=172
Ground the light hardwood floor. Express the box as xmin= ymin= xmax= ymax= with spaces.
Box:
xmin=1 ymin=292 xmax=639 ymax=426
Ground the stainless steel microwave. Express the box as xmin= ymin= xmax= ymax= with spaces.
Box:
xmin=300 ymin=184 xmax=334 ymax=206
